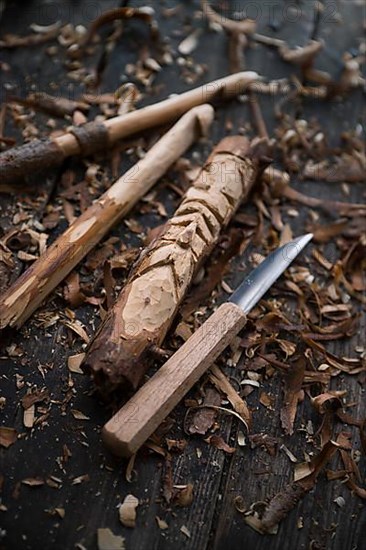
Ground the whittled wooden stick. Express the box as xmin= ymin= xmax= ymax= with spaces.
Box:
xmin=83 ymin=135 xmax=267 ymax=395
xmin=103 ymin=302 xmax=247 ymax=457
xmin=0 ymin=105 xmax=214 ymax=329
xmin=0 ymin=71 xmax=259 ymax=183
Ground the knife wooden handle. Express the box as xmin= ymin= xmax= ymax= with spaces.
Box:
xmin=102 ymin=302 xmax=247 ymax=457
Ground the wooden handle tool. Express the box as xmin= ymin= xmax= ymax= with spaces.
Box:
xmin=102 ymin=234 xmax=313 ymax=457
xmin=102 ymin=302 xmax=246 ymax=457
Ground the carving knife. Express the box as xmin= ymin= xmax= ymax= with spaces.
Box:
xmin=103 ymin=233 xmax=313 ymax=457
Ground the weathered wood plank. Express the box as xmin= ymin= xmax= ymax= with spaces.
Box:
xmin=0 ymin=1 xmax=365 ymax=550
xmin=211 ymin=1 xmax=366 ymax=549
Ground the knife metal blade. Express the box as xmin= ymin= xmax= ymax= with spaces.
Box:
xmin=230 ymin=233 xmax=313 ymax=314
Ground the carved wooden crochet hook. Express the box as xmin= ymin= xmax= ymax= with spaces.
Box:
xmin=0 ymin=71 xmax=259 ymax=184
xmin=103 ymin=233 xmax=313 ymax=457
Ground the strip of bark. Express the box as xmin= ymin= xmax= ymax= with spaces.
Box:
xmin=83 ymin=136 xmax=269 ymax=396
xmin=0 ymin=105 xmax=214 ymax=329
xmin=8 ymin=93 xmax=90 ymax=118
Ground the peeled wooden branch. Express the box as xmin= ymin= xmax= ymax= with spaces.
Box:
xmin=8 ymin=93 xmax=90 ymax=118
xmin=279 ymin=40 xmax=323 ymax=67
xmin=81 ymin=6 xmax=158 ymax=47
xmin=0 ymin=105 xmax=214 ymax=329
xmin=263 ymin=167 xmax=366 ymax=215
xmin=201 ymin=0 xmax=255 ymax=74
xmin=0 ymin=71 xmax=259 ymax=184
xmin=83 ymin=136 xmax=268 ymax=395
xmin=202 ymin=1 xmax=256 ymax=35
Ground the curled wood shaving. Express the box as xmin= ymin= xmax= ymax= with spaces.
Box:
xmin=280 ymin=355 xmax=305 ymax=435
xmin=305 ymin=338 xmax=365 ymax=375
xmin=187 ymin=388 xmax=220 ymax=435
xmin=242 ymin=440 xmax=340 ymax=534
xmin=328 ymin=55 xmax=366 ymax=96
xmin=304 ymin=155 xmax=366 ymax=183
xmin=205 ymin=434 xmax=236 ymax=454
xmin=71 ymin=409 xmax=90 ymax=421
xmin=67 ymin=353 xmax=86 ymax=374
xmin=249 ymin=434 xmax=278 ymax=456
xmin=144 ymin=441 xmax=167 ymax=456
xmin=62 ymin=320 xmax=90 ymax=343
xmin=310 ymin=220 xmax=348 ymax=243
xmin=125 ymin=453 xmax=137 ymax=483
xmin=341 ymin=237 xmax=366 ymax=293
xmin=280 ymin=444 xmax=297 ymax=463
xmin=180 ymin=525 xmax=191 ymax=538
xmin=337 ymin=433 xmax=366 ymax=500
xmin=311 ymin=391 xmax=344 ymax=414
xmin=178 ymin=29 xmax=202 ymax=55
xmin=209 ymin=364 xmax=251 ymax=428
xmin=71 ymin=474 xmax=90 ymax=485
xmin=0 ymin=242 xmax=16 ymax=294
xmin=191 ymin=405 xmax=249 ymax=432
xmin=83 ymin=6 xmax=158 ymax=47
xmin=63 ymin=272 xmax=86 ymax=308
xmin=21 ymin=388 xmax=49 ymax=410
xmin=279 ymin=40 xmax=323 ymax=66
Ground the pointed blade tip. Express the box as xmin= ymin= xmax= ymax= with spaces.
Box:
xmin=230 ymin=232 xmax=313 ymax=314
xmin=288 ymin=233 xmax=313 ymax=259
xmin=294 ymin=233 xmax=313 ymax=247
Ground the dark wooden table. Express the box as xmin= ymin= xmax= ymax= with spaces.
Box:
xmin=0 ymin=1 xmax=365 ymax=549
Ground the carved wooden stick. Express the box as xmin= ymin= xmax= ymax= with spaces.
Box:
xmin=83 ymin=136 xmax=268 ymax=395
xmin=0 ymin=105 xmax=214 ymax=329
xmin=0 ymin=71 xmax=259 ymax=183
